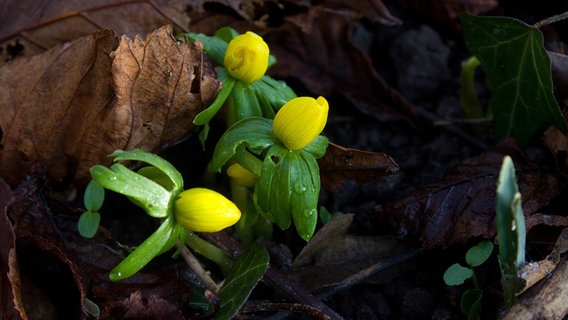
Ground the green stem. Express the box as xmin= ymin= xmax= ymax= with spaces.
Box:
xmin=231 ymin=181 xmax=254 ymax=244
xmin=185 ymin=231 xmax=233 ymax=275
xmin=459 ymin=56 xmax=484 ymax=119
xmin=237 ymin=150 xmax=263 ymax=177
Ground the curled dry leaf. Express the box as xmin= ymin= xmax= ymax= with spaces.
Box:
xmin=319 ymin=142 xmax=399 ymax=193
xmin=376 ymin=138 xmax=563 ymax=248
xmin=289 ymin=213 xmax=407 ymax=291
xmin=0 ymin=25 xmax=220 ymax=188
xmin=266 ymin=6 xmax=417 ymax=123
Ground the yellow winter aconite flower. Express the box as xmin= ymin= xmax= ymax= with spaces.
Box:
xmin=224 ymin=31 xmax=269 ymax=83
xmin=174 ymin=188 xmax=241 ymax=232
xmin=273 ymin=96 xmax=329 ymax=150
xmin=227 ymin=163 xmax=258 ymax=188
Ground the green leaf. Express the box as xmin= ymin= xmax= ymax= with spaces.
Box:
xmin=84 ymin=180 xmax=104 ymax=212
xmin=443 ymin=263 xmax=474 ymax=286
xmin=251 ymin=75 xmax=297 ymax=119
xmin=210 ymin=118 xmax=276 ymax=172
xmin=214 ymin=243 xmax=269 ymax=320
xmin=466 ymin=240 xmax=494 ymax=267
xmin=110 ymin=149 xmax=183 ymax=192
xmin=110 ymin=216 xmax=176 ymax=281
xmin=214 ymin=26 xmax=239 ymax=43
xmin=254 ymin=146 xmax=321 ymax=240
xmin=303 ymin=135 xmax=329 ymax=158
xmin=181 ymin=32 xmax=228 ymax=65
xmin=461 ymin=13 xmax=566 ymax=145
xmin=78 ymin=211 xmax=100 ymax=238
xmin=194 ymin=69 xmax=234 ymax=126
xmin=90 ymin=164 xmax=171 ymax=218
xmin=460 ymin=288 xmax=483 ymax=320
xmin=496 ymin=155 xmax=526 ymax=308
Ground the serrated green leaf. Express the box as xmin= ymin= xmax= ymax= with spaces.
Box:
xmin=109 ymin=216 xmax=176 ymax=281
xmin=78 ymin=211 xmax=100 ymax=238
xmin=84 ymin=180 xmax=104 ymax=212
xmin=303 ymin=135 xmax=329 ymax=158
xmin=210 ymin=118 xmax=276 ymax=172
xmin=443 ymin=263 xmax=474 ymax=286
xmin=90 ymin=164 xmax=171 ymax=218
xmin=466 ymin=240 xmax=494 ymax=267
xmin=461 ymin=13 xmax=566 ymax=145
xmin=214 ymin=243 xmax=269 ymax=320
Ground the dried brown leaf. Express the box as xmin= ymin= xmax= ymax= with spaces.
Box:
xmin=0 ymin=1 xmax=200 ymax=62
xmin=0 ymin=25 xmax=220 ymax=187
xmin=266 ymin=6 xmax=417 ymax=123
xmin=6 ymin=165 xmax=192 ymax=319
xmin=319 ymin=142 xmax=399 ymax=193
xmin=398 ymin=0 xmax=498 ymax=31
xmin=376 ymin=139 xmax=563 ymax=248
xmin=290 ymin=213 xmax=406 ymax=290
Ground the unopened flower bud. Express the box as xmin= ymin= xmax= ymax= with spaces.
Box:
xmin=224 ymin=31 xmax=269 ymax=83
xmin=174 ymin=188 xmax=241 ymax=232
xmin=273 ymin=96 xmax=328 ymax=150
xmin=227 ymin=163 xmax=258 ymax=188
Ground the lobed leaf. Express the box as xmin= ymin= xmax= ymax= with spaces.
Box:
xmin=461 ymin=13 xmax=567 ymax=145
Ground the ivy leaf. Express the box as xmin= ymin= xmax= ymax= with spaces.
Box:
xmin=214 ymin=243 xmax=269 ymax=320
xmin=461 ymin=13 xmax=567 ymax=145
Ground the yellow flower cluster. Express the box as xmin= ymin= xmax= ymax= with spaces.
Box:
xmin=224 ymin=31 xmax=269 ymax=84
xmin=273 ymin=96 xmax=329 ymax=150
xmin=174 ymin=188 xmax=241 ymax=232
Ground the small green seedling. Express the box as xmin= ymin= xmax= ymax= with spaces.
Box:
xmin=78 ymin=180 xmax=104 ymax=238
xmin=443 ymin=240 xmax=494 ymax=320
xmin=496 ymin=155 xmax=526 ymax=309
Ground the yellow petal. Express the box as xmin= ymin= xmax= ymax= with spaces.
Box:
xmin=224 ymin=31 xmax=269 ymax=84
xmin=174 ymin=188 xmax=241 ymax=232
xmin=273 ymin=96 xmax=329 ymax=150
xmin=227 ymin=163 xmax=258 ymax=188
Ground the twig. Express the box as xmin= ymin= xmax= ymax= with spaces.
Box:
xmin=242 ymin=302 xmax=332 ymax=320
xmin=180 ymin=245 xmax=219 ymax=293
xmin=534 ymin=11 xmax=568 ymax=29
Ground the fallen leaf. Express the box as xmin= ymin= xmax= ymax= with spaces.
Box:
xmin=398 ymin=0 xmax=498 ymax=31
xmin=318 ymin=142 xmax=399 ymax=193
xmin=289 ymin=213 xmax=407 ymax=290
xmin=6 ymin=164 xmax=193 ymax=319
xmin=0 ymin=25 xmax=220 ymax=188
xmin=0 ymin=1 xmax=201 ymax=63
xmin=0 ymin=178 xmax=27 ymax=320
xmin=266 ymin=6 xmax=417 ymax=123
xmin=376 ymin=139 xmax=564 ymax=248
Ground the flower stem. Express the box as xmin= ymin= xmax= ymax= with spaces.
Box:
xmin=185 ymin=231 xmax=233 ymax=275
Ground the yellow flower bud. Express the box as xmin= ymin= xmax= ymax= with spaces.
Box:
xmin=224 ymin=31 xmax=269 ymax=83
xmin=174 ymin=188 xmax=241 ymax=232
xmin=272 ymin=96 xmax=329 ymax=150
xmin=226 ymin=163 xmax=258 ymax=188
